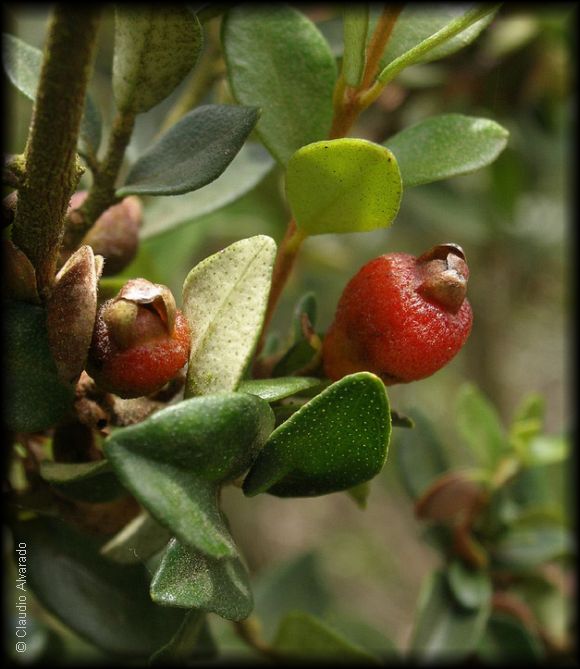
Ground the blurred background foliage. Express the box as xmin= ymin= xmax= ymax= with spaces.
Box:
xmin=4 ymin=3 xmax=574 ymax=662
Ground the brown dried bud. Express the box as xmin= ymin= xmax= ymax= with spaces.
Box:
xmin=415 ymin=470 xmax=485 ymax=521
xmin=46 ymin=245 xmax=103 ymax=383
xmin=3 ymin=238 xmax=40 ymax=304
xmin=80 ymin=195 xmax=142 ymax=276
xmin=417 ymin=243 xmax=469 ymax=314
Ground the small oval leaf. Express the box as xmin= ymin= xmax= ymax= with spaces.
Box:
xmin=100 ymin=511 xmax=172 ymax=565
xmin=113 ymin=6 xmax=203 ymax=114
xmin=239 ymin=377 xmax=321 ymax=403
xmin=39 ymin=460 xmax=125 ymax=503
xmin=385 ymin=115 xmax=509 ymax=187
xmin=447 ymin=560 xmax=492 ymax=610
xmin=222 ymin=4 xmax=337 ymax=165
xmin=243 ymin=372 xmax=391 ymax=497
xmin=118 ymin=105 xmax=259 ymax=197
xmin=342 ymin=6 xmax=370 ymax=87
xmin=150 ymin=538 xmax=253 ymax=620
xmin=286 ymin=139 xmax=402 ymax=235
xmin=182 ymin=235 xmax=277 ymax=397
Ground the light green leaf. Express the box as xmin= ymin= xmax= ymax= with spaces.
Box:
xmin=243 ymin=372 xmax=391 ymax=497
xmin=385 ymin=115 xmax=509 ymax=187
xmin=39 ymin=460 xmax=125 ymax=503
xmin=409 ymin=570 xmax=490 ymax=662
xmin=378 ymin=5 xmax=499 ymax=70
xmin=150 ymin=538 xmax=253 ymax=620
xmin=286 ymin=138 xmax=402 ymax=235
xmin=273 ymin=612 xmax=380 ymax=663
xmin=100 ymin=511 xmax=172 ymax=565
xmin=182 ymin=236 xmax=277 ymax=397
xmin=140 ymin=143 xmax=274 ymax=239
xmin=222 ymin=4 xmax=337 ymax=165
xmin=239 ymin=377 xmax=321 ymax=403
xmin=342 ymin=6 xmax=369 ymax=86
xmin=4 ymin=302 xmax=74 ymax=433
xmin=149 ymin=610 xmax=217 ymax=665
xmin=2 ymin=33 xmax=102 ymax=162
xmin=447 ymin=560 xmax=492 ymax=610
xmin=12 ymin=518 xmax=184 ymax=658
xmin=456 ymin=383 xmax=506 ymax=470
xmin=492 ymin=525 xmax=573 ymax=569
xmin=523 ymin=435 xmax=569 ymax=468
xmin=347 ymin=480 xmax=371 ymax=509
xmin=118 ymin=105 xmax=259 ymax=196
xmin=393 ymin=408 xmax=449 ymax=499
xmin=113 ymin=6 xmax=203 ymax=114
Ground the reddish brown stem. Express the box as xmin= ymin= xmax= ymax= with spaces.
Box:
xmin=361 ymin=5 xmax=403 ymax=90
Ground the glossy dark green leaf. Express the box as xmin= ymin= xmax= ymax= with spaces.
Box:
xmin=39 ymin=460 xmax=126 ymax=503
xmin=105 ymin=393 xmax=274 ymax=483
xmin=149 ymin=610 xmax=217 ymax=665
xmin=492 ymin=525 xmax=573 ymax=569
xmin=100 ymin=511 xmax=172 ymax=564
xmin=456 ymin=383 xmax=507 ymax=470
xmin=385 ymin=115 xmax=508 ymax=187
xmin=273 ymin=612 xmax=380 ymax=663
xmin=222 ymin=4 xmax=337 ymax=165
xmin=2 ymin=33 xmax=102 ymax=155
xmin=183 ymin=236 xmax=277 ymax=397
xmin=239 ymin=377 xmax=321 ymax=403
xmin=113 ymin=6 xmax=203 ymax=114
xmin=393 ymin=408 xmax=449 ymax=499
xmin=3 ymin=302 xmax=74 ymax=433
xmin=140 ymin=143 xmax=274 ymax=239
xmin=103 ymin=453 xmax=236 ymax=559
xmin=253 ymin=551 xmax=332 ymax=641
xmin=150 ymin=538 xmax=253 ymax=620
xmin=342 ymin=6 xmax=369 ymax=86
xmin=408 ymin=570 xmax=490 ymax=662
xmin=243 ymin=372 xmax=391 ymax=497
xmin=447 ymin=560 xmax=492 ymax=610
xmin=477 ymin=613 xmax=544 ymax=663
xmin=12 ymin=518 xmax=184 ymax=658
xmin=286 ymin=138 xmax=402 ymax=235
xmin=118 ymin=105 xmax=259 ymax=196
xmin=378 ymin=5 xmax=499 ymax=70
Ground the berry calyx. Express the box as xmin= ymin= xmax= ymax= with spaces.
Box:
xmin=87 ymin=279 xmax=191 ymax=398
xmin=322 ymin=244 xmax=473 ymax=384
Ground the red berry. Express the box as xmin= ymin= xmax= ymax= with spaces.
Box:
xmin=322 ymin=244 xmax=473 ymax=384
xmin=87 ymin=279 xmax=190 ymax=398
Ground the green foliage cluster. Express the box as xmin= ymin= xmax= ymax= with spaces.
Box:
xmin=2 ymin=4 xmax=572 ymax=665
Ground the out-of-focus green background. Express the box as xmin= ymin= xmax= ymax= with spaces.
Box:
xmin=4 ymin=4 xmax=573 ymax=658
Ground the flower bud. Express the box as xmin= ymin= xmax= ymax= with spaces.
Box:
xmin=87 ymin=279 xmax=190 ymax=398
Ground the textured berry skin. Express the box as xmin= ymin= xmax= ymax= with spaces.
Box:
xmin=88 ymin=301 xmax=190 ymax=399
xmin=323 ymin=249 xmax=473 ymax=384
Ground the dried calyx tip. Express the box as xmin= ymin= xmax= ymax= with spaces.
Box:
xmin=417 ymin=243 xmax=469 ymax=314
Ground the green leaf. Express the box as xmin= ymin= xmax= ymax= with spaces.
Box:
xmin=2 ymin=33 xmax=102 ymax=155
xmin=273 ymin=612 xmax=380 ymax=663
xmin=523 ymin=435 xmax=569 ymax=468
xmin=222 ymin=4 xmax=337 ymax=165
xmin=243 ymin=372 xmax=391 ymax=497
xmin=456 ymin=383 xmax=506 ymax=470
xmin=477 ymin=613 xmax=544 ymax=663
xmin=347 ymin=480 xmax=371 ymax=509
xmin=253 ymin=552 xmax=331 ymax=641
xmin=393 ymin=408 xmax=449 ymax=499
xmin=100 ymin=511 xmax=172 ymax=564
xmin=291 ymin=291 xmax=318 ymax=342
xmin=182 ymin=236 xmax=277 ymax=397
xmin=272 ymin=339 xmax=320 ymax=377
xmin=447 ymin=561 xmax=492 ymax=610
xmin=106 ymin=393 xmax=274 ymax=484
xmin=385 ymin=115 xmax=509 ymax=187
xmin=12 ymin=518 xmax=184 ymax=658
xmin=140 ymin=142 xmax=274 ymax=239
xmin=342 ymin=6 xmax=369 ymax=86
xmin=492 ymin=525 xmax=573 ymax=569
xmin=118 ymin=105 xmax=259 ymax=197
xmin=239 ymin=377 xmax=321 ymax=403
xmin=409 ymin=570 xmax=490 ymax=662
xmin=113 ymin=6 xmax=203 ymax=114
xmin=149 ymin=610 xmax=217 ymax=665
xmin=3 ymin=302 xmax=74 ymax=433
xmin=286 ymin=138 xmax=402 ymax=235
xmin=39 ymin=460 xmax=126 ymax=503
xmin=150 ymin=538 xmax=253 ymax=620
xmin=378 ymin=5 xmax=498 ymax=70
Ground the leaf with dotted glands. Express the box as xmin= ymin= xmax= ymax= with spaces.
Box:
xmin=243 ymin=372 xmax=391 ymax=497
